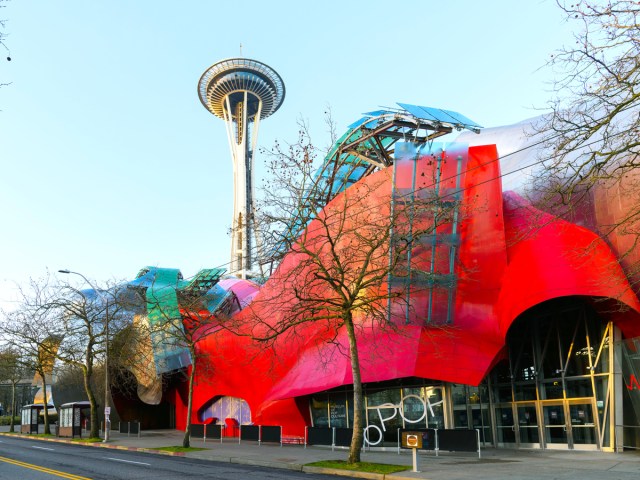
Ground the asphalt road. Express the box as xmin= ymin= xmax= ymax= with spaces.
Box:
xmin=0 ymin=436 xmax=336 ymax=480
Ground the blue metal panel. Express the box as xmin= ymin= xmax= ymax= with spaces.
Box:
xmin=362 ymin=109 xmax=391 ymax=117
xmin=437 ymin=108 xmax=482 ymax=129
xmin=397 ymin=103 xmax=482 ymax=130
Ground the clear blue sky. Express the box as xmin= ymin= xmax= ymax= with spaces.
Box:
xmin=0 ymin=1 xmax=573 ymax=308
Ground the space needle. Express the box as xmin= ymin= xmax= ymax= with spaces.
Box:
xmin=198 ymin=58 xmax=285 ymax=279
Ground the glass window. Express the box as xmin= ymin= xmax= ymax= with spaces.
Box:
xmin=453 ymin=407 xmax=468 ymax=428
xmin=467 ymin=386 xmax=481 ymax=404
xmin=592 ymin=326 xmax=610 ymax=374
xmin=329 ymin=395 xmax=348 ymax=428
xmin=425 ymin=387 xmax=445 ymax=429
xmin=366 ymin=388 xmax=400 ymax=407
xmin=310 ymin=395 xmax=329 ymax=428
xmin=540 ymin=380 xmax=564 ymax=400
xmin=451 ymin=384 xmax=467 ymax=406
xmin=511 ymin=324 xmax=536 ymax=382
xmin=493 ymin=384 xmax=513 ymax=403
xmin=513 ymin=382 xmax=537 ymax=401
xmin=490 ymin=359 xmax=513 ymax=403
xmin=565 ymin=378 xmax=593 ymax=398
xmin=594 ymin=376 xmax=609 ymax=421
xmin=478 ymin=383 xmax=490 ymax=404
xmin=540 ymin=325 xmax=563 ymax=379
xmin=562 ymin=318 xmax=591 ymax=377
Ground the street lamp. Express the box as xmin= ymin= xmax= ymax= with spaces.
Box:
xmin=58 ymin=269 xmax=111 ymax=442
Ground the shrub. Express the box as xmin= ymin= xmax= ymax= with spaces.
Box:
xmin=0 ymin=416 xmax=21 ymax=425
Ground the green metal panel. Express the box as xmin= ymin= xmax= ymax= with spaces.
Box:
xmin=146 ymin=268 xmax=192 ymax=375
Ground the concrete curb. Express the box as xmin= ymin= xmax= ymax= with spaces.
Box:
xmin=232 ymin=457 xmax=304 ymax=471
xmin=303 ymin=466 xmax=385 ymax=479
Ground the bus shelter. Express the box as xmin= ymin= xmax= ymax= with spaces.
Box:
xmin=59 ymin=401 xmax=91 ymax=438
xmin=20 ymin=404 xmax=44 ymax=434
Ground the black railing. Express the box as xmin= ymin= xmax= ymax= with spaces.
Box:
xmin=304 ymin=426 xmax=480 ymax=458
xmin=189 ymin=423 xmax=224 ymax=443
xmin=118 ymin=421 xmax=141 ymax=437
xmin=305 ymin=427 xmax=353 ymax=451
xmin=307 ymin=426 xmax=333 ymax=447
xmin=238 ymin=425 xmax=282 ymax=446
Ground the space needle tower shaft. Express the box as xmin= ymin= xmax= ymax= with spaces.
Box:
xmin=198 ymin=58 xmax=285 ymax=279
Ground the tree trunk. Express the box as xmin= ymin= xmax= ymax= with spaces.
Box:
xmin=83 ymin=366 xmax=99 ymax=439
xmin=182 ymin=362 xmax=196 ymax=448
xmin=345 ymin=314 xmax=364 ymax=464
xmin=9 ymin=381 xmax=16 ymax=433
xmin=40 ymin=374 xmax=52 ymax=435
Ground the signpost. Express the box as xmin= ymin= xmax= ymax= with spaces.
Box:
xmin=401 ymin=431 xmax=423 ymax=473
xmin=104 ymin=407 xmax=111 ymax=442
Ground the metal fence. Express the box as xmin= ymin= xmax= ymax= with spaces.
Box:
xmin=118 ymin=421 xmax=141 ymax=437
xmin=238 ymin=425 xmax=282 ymax=446
xmin=190 ymin=423 xmax=223 ymax=443
xmin=305 ymin=426 xmax=481 ymax=458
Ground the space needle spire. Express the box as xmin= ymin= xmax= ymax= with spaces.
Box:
xmin=198 ymin=58 xmax=285 ymax=279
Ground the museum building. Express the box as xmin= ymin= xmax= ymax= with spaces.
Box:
xmin=106 ymin=106 xmax=640 ymax=452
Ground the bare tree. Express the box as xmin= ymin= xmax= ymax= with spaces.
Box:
xmin=1 ymin=275 xmax=135 ymax=439
xmin=250 ymin=125 xmax=459 ymax=463
xmin=536 ymin=1 xmax=640 ymax=283
xmin=1 ymin=277 xmax=62 ymax=435
xmin=0 ymin=347 xmax=28 ymax=432
xmin=47 ymin=279 xmax=132 ymax=439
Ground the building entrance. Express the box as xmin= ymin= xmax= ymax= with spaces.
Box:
xmin=540 ymin=399 xmax=598 ymax=450
xmin=485 ymin=298 xmax=615 ymax=450
xmin=492 ymin=397 xmax=599 ymax=449
xmin=492 ymin=402 xmax=541 ymax=448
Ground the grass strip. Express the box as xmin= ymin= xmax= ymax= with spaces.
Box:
xmin=306 ymin=460 xmax=408 ymax=474
xmin=149 ymin=446 xmax=207 ymax=453
xmin=72 ymin=437 xmax=103 ymax=443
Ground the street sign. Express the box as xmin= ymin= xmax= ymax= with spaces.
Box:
xmin=401 ymin=431 xmax=423 ymax=449
xmin=104 ymin=407 xmax=111 ymax=415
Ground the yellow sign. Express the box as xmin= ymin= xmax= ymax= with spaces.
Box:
xmin=401 ymin=431 xmax=423 ymax=449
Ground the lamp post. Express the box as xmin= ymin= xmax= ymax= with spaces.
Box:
xmin=58 ymin=269 xmax=110 ymax=442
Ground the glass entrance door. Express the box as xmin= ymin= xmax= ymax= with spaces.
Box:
xmin=542 ymin=402 xmax=568 ymax=449
xmin=540 ymin=399 xmax=598 ymax=450
xmin=567 ymin=400 xmax=598 ymax=450
xmin=515 ymin=402 xmax=540 ymax=448
xmin=494 ymin=405 xmax=516 ymax=447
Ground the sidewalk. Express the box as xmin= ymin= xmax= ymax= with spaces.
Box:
xmin=2 ymin=426 xmax=640 ymax=479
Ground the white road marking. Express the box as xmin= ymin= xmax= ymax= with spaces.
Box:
xmin=105 ymin=457 xmax=151 ymax=466
xmin=31 ymin=446 xmax=54 ymax=451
